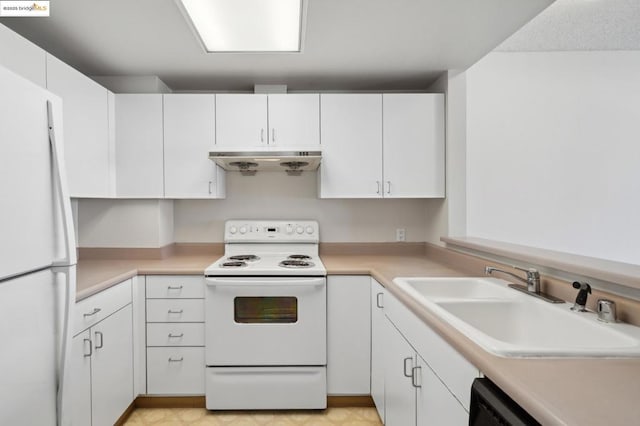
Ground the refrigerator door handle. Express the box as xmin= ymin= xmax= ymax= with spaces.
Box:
xmin=47 ymin=100 xmax=77 ymax=267
xmin=52 ymin=265 xmax=76 ymax=426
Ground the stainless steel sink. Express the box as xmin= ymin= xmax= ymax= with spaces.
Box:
xmin=393 ymin=277 xmax=640 ymax=358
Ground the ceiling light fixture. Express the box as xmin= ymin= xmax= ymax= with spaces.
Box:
xmin=177 ymin=0 xmax=305 ymax=53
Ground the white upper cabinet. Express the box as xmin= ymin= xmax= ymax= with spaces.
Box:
xmin=215 ymin=94 xmax=320 ymax=149
xmin=46 ymin=54 xmax=112 ymax=198
xmin=215 ymin=94 xmax=268 ymax=148
xmin=383 ymin=93 xmax=445 ymax=198
xmin=319 ymin=94 xmax=383 ymax=198
xmin=115 ymin=94 xmax=164 ymax=198
xmin=0 ymin=23 xmax=46 ymax=87
xmin=267 ymin=94 xmax=320 ymax=148
xmin=163 ymin=94 xmax=225 ymax=199
xmin=319 ymin=93 xmax=445 ymax=199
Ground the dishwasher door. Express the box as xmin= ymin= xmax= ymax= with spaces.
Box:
xmin=469 ymin=378 xmax=540 ymax=426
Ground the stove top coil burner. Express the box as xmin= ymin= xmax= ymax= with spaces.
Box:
xmin=279 ymin=259 xmax=315 ymax=268
xmin=228 ymin=255 xmax=260 ymax=262
xmin=221 ymin=261 xmax=247 ymax=268
xmin=287 ymin=254 xmax=312 ymax=260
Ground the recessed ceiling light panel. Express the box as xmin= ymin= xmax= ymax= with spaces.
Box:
xmin=177 ymin=0 xmax=304 ymax=53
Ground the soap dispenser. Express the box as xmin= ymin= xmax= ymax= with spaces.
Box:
xmin=571 ymin=281 xmax=591 ymax=312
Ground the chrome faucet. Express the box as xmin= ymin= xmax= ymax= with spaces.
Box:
xmin=485 ymin=265 xmax=541 ymax=293
xmin=484 ymin=265 xmax=564 ymax=303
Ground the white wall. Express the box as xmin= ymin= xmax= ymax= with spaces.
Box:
xmin=78 ymin=199 xmax=174 ymax=248
xmin=466 ymin=51 xmax=640 ymax=265
xmin=174 ymin=172 xmax=433 ymax=243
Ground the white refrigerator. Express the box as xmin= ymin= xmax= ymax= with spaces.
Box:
xmin=0 ymin=64 xmax=77 ymax=425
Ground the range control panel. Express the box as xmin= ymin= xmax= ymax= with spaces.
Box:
xmin=224 ymin=220 xmax=319 ymax=243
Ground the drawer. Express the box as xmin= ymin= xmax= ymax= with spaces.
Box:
xmin=147 ymin=347 xmax=205 ymax=395
xmin=147 ymin=323 xmax=204 ymax=347
xmin=74 ymin=279 xmax=132 ymax=335
xmin=146 ymin=299 xmax=204 ymax=323
xmin=146 ymin=275 xmax=205 ymax=299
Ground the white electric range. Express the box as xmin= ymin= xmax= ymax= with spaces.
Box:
xmin=203 ymin=220 xmax=327 ymax=410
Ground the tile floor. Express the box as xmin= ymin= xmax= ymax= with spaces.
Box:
xmin=124 ymin=407 xmax=383 ymax=425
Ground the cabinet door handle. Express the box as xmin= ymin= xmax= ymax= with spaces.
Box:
xmin=386 ymin=181 xmax=391 ymax=195
xmin=167 ymin=285 xmax=183 ymax=291
xmin=208 ymin=180 xmax=213 ymax=194
xmin=272 ymin=128 xmax=275 ymax=143
xmin=376 ymin=181 xmax=381 ymax=194
xmin=403 ymin=357 xmax=413 ymax=377
xmin=412 ymin=366 xmax=422 ymax=388
xmin=261 ymin=128 xmax=264 ymax=142
xmin=94 ymin=331 xmax=104 ymax=349
xmin=83 ymin=338 xmax=92 ymax=357
xmin=83 ymin=308 xmax=101 ymax=317
xmin=168 ymin=309 xmax=184 ymax=314
xmin=168 ymin=357 xmax=184 ymax=362
xmin=376 ymin=292 xmax=384 ymax=309
xmin=168 ymin=333 xmax=184 ymax=338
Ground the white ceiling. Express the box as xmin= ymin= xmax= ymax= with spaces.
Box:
xmin=498 ymin=0 xmax=640 ymax=51
xmin=1 ymin=0 xmax=553 ymax=91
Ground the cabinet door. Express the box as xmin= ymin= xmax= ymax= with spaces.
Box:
xmin=327 ymin=276 xmax=371 ymax=395
xmin=383 ymin=94 xmax=445 ymax=198
xmin=216 ymin=94 xmax=268 ymax=147
xmin=46 ymin=54 xmax=111 ymax=197
xmin=163 ymin=94 xmax=225 ymax=198
xmin=91 ymin=305 xmax=134 ymax=426
xmin=0 ymin=23 xmax=46 ymax=86
xmin=370 ymin=279 xmax=386 ymax=422
xmin=416 ymin=355 xmax=468 ymax=426
xmin=115 ymin=94 xmax=164 ymax=197
xmin=384 ymin=318 xmax=416 ymax=426
xmin=267 ymin=94 xmax=320 ymax=148
xmin=320 ymin=94 xmax=383 ymax=198
xmin=70 ymin=331 xmax=92 ymax=426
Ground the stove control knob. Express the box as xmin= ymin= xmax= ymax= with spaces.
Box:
xmin=285 ymin=225 xmax=294 ymax=234
xmin=239 ymin=226 xmax=247 ymax=234
xmin=229 ymin=226 xmax=237 ymax=234
xmin=306 ymin=225 xmax=314 ymax=235
xmin=296 ymin=225 xmax=304 ymax=234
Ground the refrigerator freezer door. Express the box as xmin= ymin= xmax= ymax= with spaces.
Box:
xmin=0 ymin=269 xmax=61 ymax=426
xmin=0 ymin=65 xmax=58 ymax=280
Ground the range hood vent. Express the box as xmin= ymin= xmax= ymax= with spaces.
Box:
xmin=209 ymin=150 xmax=321 ymax=175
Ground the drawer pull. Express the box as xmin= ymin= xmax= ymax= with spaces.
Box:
xmin=83 ymin=338 xmax=92 ymax=357
xmin=94 ymin=331 xmax=104 ymax=349
xmin=167 ymin=285 xmax=183 ymax=290
xmin=403 ymin=357 xmax=413 ymax=377
xmin=167 ymin=309 xmax=184 ymax=314
xmin=168 ymin=333 xmax=184 ymax=338
xmin=168 ymin=357 xmax=184 ymax=362
xmin=83 ymin=308 xmax=101 ymax=317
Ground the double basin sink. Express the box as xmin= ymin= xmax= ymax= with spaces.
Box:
xmin=393 ymin=277 xmax=640 ymax=358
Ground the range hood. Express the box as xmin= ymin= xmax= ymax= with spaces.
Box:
xmin=209 ymin=149 xmax=321 ymax=176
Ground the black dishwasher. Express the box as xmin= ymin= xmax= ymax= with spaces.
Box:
xmin=469 ymin=378 xmax=540 ymax=426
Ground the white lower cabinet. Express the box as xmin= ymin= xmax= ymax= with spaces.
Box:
xmin=71 ymin=304 xmax=134 ymax=426
xmin=145 ymin=275 xmax=205 ymax=395
xmin=327 ymin=276 xmax=371 ymax=395
xmin=416 ymin=354 xmax=468 ymax=426
xmin=372 ymin=279 xmax=480 ymax=425
xmin=384 ymin=318 xmax=417 ymax=426
xmin=147 ymin=347 xmax=205 ymax=394
xmin=371 ymin=279 xmax=387 ymax=421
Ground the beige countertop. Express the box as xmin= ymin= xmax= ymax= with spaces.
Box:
xmin=77 ymin=251 xmax=640 ymax=425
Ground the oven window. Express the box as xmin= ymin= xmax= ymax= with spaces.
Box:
xmin=234 ymin=297 xmax=298 ymax=323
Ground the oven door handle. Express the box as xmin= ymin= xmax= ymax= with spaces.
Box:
xmin=205 ymin=277 xmax=325 ymax=287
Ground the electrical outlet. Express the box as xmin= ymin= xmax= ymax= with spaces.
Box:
xmin=396 ymin=228 xmax=406 ymax=242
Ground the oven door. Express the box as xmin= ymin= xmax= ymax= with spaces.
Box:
xmin=205 ymin=276 xmax=326 ymax=366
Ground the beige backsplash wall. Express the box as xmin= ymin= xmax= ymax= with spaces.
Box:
xmin=174 ymin=173 xmax=434 ymax=243
xmin=77 ymin=173 xmax=441 ymax=247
